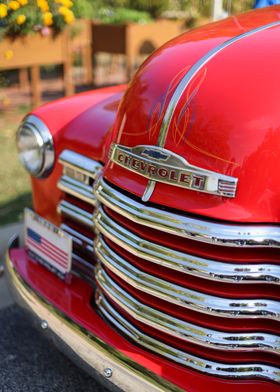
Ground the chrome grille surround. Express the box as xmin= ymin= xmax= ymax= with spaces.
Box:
xmin=56 ymin=151 xmax=280 ymax=383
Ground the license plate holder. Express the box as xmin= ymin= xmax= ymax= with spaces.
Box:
xmin=24 ymin=208 xmax=72 ymax=278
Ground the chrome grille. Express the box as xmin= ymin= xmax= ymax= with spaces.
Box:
xmin=57 ymin=150 xmax=100 ymax=278
xmin=96 ymin=290 xmax=280 ymax=382
xmin=57 ymin=150 xmax=280 ymax=383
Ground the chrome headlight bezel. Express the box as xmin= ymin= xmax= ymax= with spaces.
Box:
xmin=16 ymin=115 xmax=55 ymax=178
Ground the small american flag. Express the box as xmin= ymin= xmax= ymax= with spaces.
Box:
xmin=26 ymin=228 xmax=69 ymax=270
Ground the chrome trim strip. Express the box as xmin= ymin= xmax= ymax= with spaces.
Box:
xmin=5 ymin=237 xmax=182 ymax=392
xmin=97 ymin=291 xmax=280 ymax=383
xmin=95 ymin=236 xmax=280 ymax=320
xmin=59 ymin=150 xmax=102 ymax=179
xmin=58 ymin=175 xmax=97 ymax=206
xmin=96 ymin=265 xmax=280 ymax=354
xmin=144 ymin=21 xmax=280 ymax=202
xmin=58 ymin=200 xmax=94 ymax=229
xmin=94 ymin=177 xmax=280 ymax=248
xmin=158 ymin=21 xmax=280 ymax=147
xmin=61 ymin=223 xmax=94 ymax=253
xmin=94 ymin=207 xmax=280 ymax=284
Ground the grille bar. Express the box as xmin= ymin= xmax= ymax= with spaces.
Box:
xmin=94 ymin=177 xmax=280 ymax=248
xmin=94 ymin=206 xmax=280 ymax=284
xmin=59 ymin=150 xmax=102 ymax=179
xmin=96 ymin=264 xmax=280 ymax=354
xmin=61 ymin=223 xmax=94 ymax=253
xmin=96 ymin=290 xmax=280 ymax=383
xmin=95 ymin=235 xmax=280 ymax=320
xmin=58 ymin=200 xmax=94 ymax=229
xmin=58 ymin=175 xmax=97 ymax=205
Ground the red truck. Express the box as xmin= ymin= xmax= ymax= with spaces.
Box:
xmin=5 ymin=5 xmax=280 ymax=392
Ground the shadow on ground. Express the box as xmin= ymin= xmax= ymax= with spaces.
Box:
xmin=0 ymin=191 xmax=32 ymax=227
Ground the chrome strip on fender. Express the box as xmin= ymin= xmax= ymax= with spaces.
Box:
xmin=95 ymin=236 xmax=280 ymax=320
xmin=96 ymin=291 xmax=280 ymax=383
xmin=96 ymin=265 xmax=280 ymax=354
xmin=94 ymin=206 xmax=280 ymax=284
xmin=94 ymin=177 xmax=280 ymax=248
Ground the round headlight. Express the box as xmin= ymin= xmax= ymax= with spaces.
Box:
xmin=16 ymin=115 xmax=55 ymax=178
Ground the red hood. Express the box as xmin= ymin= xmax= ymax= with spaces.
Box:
xmin=104 ymin=6 xmax=280 ymax=223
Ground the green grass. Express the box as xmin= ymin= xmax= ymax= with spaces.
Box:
xmin=0 ymin=117 xmax=32 ymax=227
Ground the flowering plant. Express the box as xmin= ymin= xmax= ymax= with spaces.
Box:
xmin=0 ymin=0 xmax=75 ymax=40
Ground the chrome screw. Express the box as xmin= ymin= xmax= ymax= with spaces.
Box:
xmin=103 ymin=368 xmax=113 ymax=378
xmin=41 ymin=320 xmax=48 ymax=330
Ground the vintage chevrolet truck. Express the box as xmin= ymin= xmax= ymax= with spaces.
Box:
xmin=5 ymin=5 xmax=280 ymax=392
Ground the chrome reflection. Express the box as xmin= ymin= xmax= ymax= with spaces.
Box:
xmin=96 ymin=290 xmax=280 ymax=383
xmin=94 ymin=206 xmax=280 ymax=284
xmin=96 ymin=264 xmax=280 ymax=354
xmin=61 ymin=223 xmax=94 ymax=253
xmin=94 ymin=177 xmax=280 ymax=248
xmin=58 ymin=150 xmax=102 ymax=205
xmin=95 ymin=236 xmax=280 ymax=320
xmin=58 ymin=200 xmax=94 ymax=230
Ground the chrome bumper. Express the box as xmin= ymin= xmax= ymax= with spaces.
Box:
xmin=5 ymin=236 xmax=181 ymax=392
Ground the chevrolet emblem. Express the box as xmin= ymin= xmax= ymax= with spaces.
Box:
xmin=110 ymin=144 xmax=238 ymax=199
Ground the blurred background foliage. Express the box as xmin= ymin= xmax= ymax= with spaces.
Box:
xmin=0 ymin=0 xmax=256 ymax=32
xmin=73 ymin=0 xmax=255 ymax=23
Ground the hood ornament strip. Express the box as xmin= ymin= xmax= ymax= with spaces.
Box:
xmin=112 ymin=22 xmax=280 ymax=201
xmin=110 ymin=144 xmax=238 ymax=198
xmin=141 ymin=20 xmax=280 ymax=201
xmin=157 ymin=20 xmax=280 ymax=148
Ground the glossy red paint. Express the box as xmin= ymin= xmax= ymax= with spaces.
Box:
xmin=9 ymin=250 xmax=280 ymax=392
xmin=14 ymin=6 xmax=280 ymax=392
xmin=30 ymin=85 xmax=126 ymax=226
xmin=104 ymin=6 xmax=280 ymax=223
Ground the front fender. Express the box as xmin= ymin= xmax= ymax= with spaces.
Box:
xmin=29 ymin=85 xmax=126 ymax=225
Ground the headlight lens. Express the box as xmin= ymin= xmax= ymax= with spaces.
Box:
xmin=16 ymin=115 xmax=55 ymax=177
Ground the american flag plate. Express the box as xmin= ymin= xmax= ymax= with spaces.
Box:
xmin=24 ymin=208 xmax=72 ymax=277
